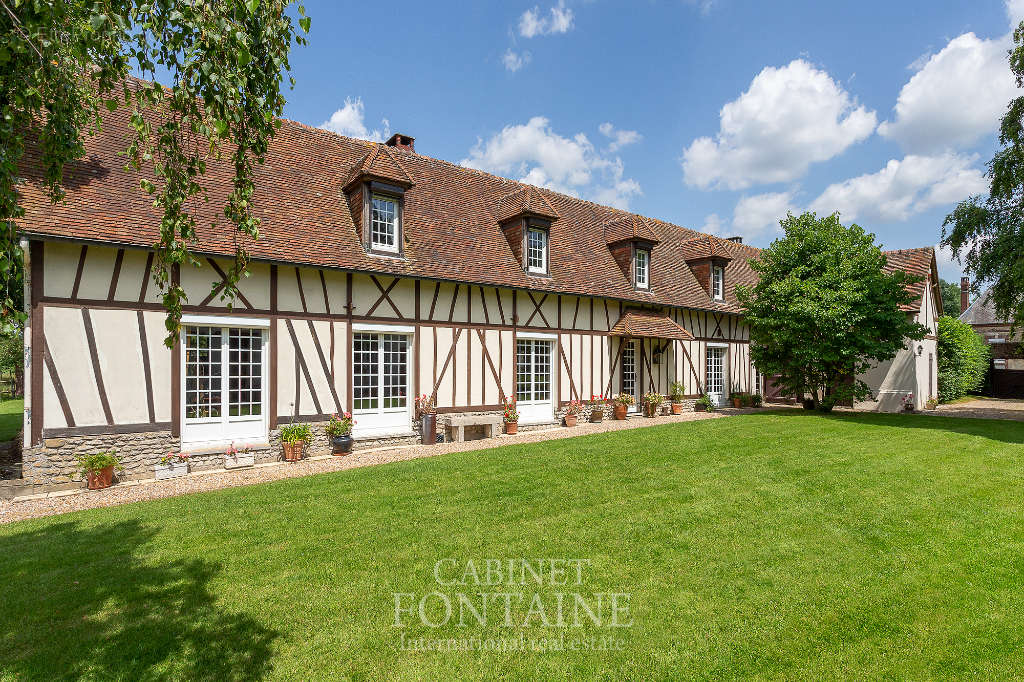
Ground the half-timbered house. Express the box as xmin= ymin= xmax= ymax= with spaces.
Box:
xmin=13 ymin=102 xmax=939 ymax=486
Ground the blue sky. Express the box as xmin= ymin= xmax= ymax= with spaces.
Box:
xmin=281 ymin=0 xmax=1021 ymax=282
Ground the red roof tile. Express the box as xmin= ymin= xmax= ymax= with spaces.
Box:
xmin=610 ymin=309 xmax=694 ymax=340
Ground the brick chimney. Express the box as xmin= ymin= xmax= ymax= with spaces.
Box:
xmin=386 ymin=133 xmax=415 ymax=152
xmin=960 ymin=277 xmax=969 ymax=314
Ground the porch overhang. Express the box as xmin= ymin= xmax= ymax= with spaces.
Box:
xmin=609 ymin=309 xmax=694 ymax=341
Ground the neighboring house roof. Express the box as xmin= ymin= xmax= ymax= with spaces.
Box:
xmin=882 ymin=247 xmax=940 ymax=313
xmin=609 ymin=309 xmax=694 ymax=341
xmin=959 ymin=289 xmax=1012 ymax=326
xmin=14 ymin=96 xmax=762 ymax=314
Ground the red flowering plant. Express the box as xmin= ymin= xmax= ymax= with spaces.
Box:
xmin=325 ymin=412 xmax=354 ymax=437
xmin=159 ymin=451 xmax=190 ymax=466
xmin=589 ymin=393 xmax=608 ymax=406
xmin=414 ymin=393 xmax=436 ymax=418
xmin=502 ymin=397 xmax=519 ymax=423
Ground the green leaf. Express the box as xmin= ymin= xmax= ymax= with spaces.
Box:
xmin=237 ymin=44 xmax=251 ymax=67
xmin=89 ymin=14 xmax=106 ymax=31
xmin=246 ymin=0 xmax=259 ymax=13
xmin=299 ymin=16 xmax=311 ymax=33
xmin=104 ymin=99 xmax=118 ymax=112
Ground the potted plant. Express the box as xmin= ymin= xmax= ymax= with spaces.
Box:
xmin=155 ymin=451 xmax=189 ymax=481
xmin=564 ymin=400 xmax=584 ymax=427
xmin=280 ymin=423 xmax=313 ymax=461
xmin=642 ymin=392 xmax=663 ymax=417
xmin=695 ymin=394 xmax=714 ymax=412
xmin=613 ymin=392 xmax=635 ymax=420
xmin=669 ymin=381 xmax=686 ymax=414
xmin=502 ymin=397 xmax=520 ymax=434
xmin=77 ymin=452 xmax=122 ymax=490
xmin=729 ymin=390 xmax=745 ymax=408
xmin=750 ymin=393 xmax=763 ymax=408
xmin=325 ymin=412 xmax=354 ymax=455
xmin=902 ymin=392 xmax=915 ymax=412
xmin=224 ymin=442 xmax=255 ymax=469
xmin=589 ymin=394 xmax=607 ymax=422
xmin=415 ymin=393 xmax=437 ymax=445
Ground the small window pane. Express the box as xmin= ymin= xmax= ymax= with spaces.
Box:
xmin=371 ymin=195 xmax=399 ymax=252
xmin=635 ymin=250 xmax=649 ymax=288
xmin=527 ymin=228 xmax=547 ymax=273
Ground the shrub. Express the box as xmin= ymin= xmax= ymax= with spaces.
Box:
xmin=750 ymin=393 xmax=763 ymax=407
xmin=669 ymin=381 xmax=686 ymax=401
xmin=76 ymin=451 xmax=122 ymax=475
xmin=937 ymin=315 xmax=990 ymax=402
xmin=696 ymin=394 xmax=715 ymax=411
xmin=280 ymin=423 xmax=313 ymax=444
xmin=614 ymin=392 xmax=636 ymax=406
xmin=325 ymin=413 xmax=353 ymax=437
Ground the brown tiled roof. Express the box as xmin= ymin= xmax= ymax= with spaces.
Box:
xmin=343 ymin=144 xmax=414 ymax=190
xmin=14 ymin=91 xmax=763 ymax=313
xmin=610 ymin=309 xmax=694 ymax=340
xmin=883 ymin=247 xmax=938 ymax=312
xmin=679 ymin=235 xmax=734 ymax=262
xmin=959 ymin=289 xmax=1011 ymax=325
xmin=604 ymin=214 xmax=660 ymax=245
xmin=493 ymin=185 xmax=559 ymax=223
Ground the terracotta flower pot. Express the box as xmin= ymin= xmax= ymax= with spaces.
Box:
xmin=564 ymin=414 xmax=578 ymax=427
xmin=671 ymin=402 xmax=683 ymax=415
xmin=613 ymin=404 xmax=628 ymax=420
xmin=505 ymin=421 xmax=518 ymax=435
xmin=644 ymin=403 xmax=657 ymax=418
xmin=331 ymin=435 xmax=353 ymax=455
xmin=87 ymin=465 xmax=114 ymax=490
xmin=732 ymin=398 xmax=742 ymax=408
xmin=282 ymin=441 xmax=304 ymax=462
xmin=695 ymin=403 xmax=707 ymax=412
xmin=590 ymin=409 xmax=604 ymax=423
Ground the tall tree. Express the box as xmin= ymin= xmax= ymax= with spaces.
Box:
xmin=0 ymin=0 xmax=310 ymax=342
xmin=936 ymin=315 xmax=990 ymax=402
xmin=737 ymin=212 xmax=926 ymax=411
xmin=938 ymin=278 xmax=965 ymax=318
xmin=942 ymin=21 xmax=1024 ymax=330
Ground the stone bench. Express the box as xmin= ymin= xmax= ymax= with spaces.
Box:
xmin=445 ymin=415 xmax=503 ymax=443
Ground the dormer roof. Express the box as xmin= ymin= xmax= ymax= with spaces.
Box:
xmin=493 ymin=185 xmax=559 ymax=224
xmin=604 ymin=214 xmax=660 ymax=246
xmin=679 ymin=235 xmax=734 ymax=262
xmin=343 ymin=144 xmax=414 ymax=191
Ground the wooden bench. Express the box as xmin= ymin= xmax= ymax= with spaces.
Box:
xmin=445 ymin=415 xmax=503 ymax=443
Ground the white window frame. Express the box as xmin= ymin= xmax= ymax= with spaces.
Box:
xmin=634 ymin=249 xmax=649 ymax=289
xmin=516 ymin=338 xmax=553 ymax=423
xmin=351 ymin=330 xmax=413 ymax=437
xmin=526 ymin=227 xmax=548 ymax=274
xmin=712 ymin=265 xmax=725 ymax=300
xmin=370 ymin=193 xmax=400 ymax=253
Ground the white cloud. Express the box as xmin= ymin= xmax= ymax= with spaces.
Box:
xmin=700 ymin=213 xmax=724 ymax=235
xmin=935 ymin=242 xmax=968 ymax=282
xmin=502 ymin=49 xmax=531 ymax=72
xmin=731 ymin=191 xmax=797 ymax=239
xmin=878 ymin=32 xmax=1018 ymax=153
xmin=519 ymin=1 xmax=574 ymax=38
xmin=598 ymin=122 xmax=642 ymax=152
xmin=1008 ymin=0 xmax=1024 ymax=27
xmin=682 ymin=59 xmax=876 ymax=190
xmin=319 ymin=97 xmax=391 ymax=142
xmin=461 ymin=116 xmax=642 ymax=209
xmin=808 ymin=152 xmax=987 ymax=223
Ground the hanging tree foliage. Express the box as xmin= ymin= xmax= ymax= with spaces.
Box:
xmin=0 ymin=0 xmax=310 ymax=343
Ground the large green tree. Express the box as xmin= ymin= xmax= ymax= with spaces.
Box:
xmin=737 ymin=212 xmax=926 ymax=411
xmin=1 ymin=0 xmax=310 ymax=342
xmin=942 ymin=21 xmax=1024 ymax=330
xmin=939 ymin=278 xmax=965 ymax=318
xmin=936 ymin=315 xmax=990 ymax=402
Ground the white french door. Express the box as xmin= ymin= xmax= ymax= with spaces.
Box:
xmin=352 ymin=332 xmax=412 ymax=437
xmin=182 ymin=324 xmax=268 ymax=448
xmin=621 ymin=340 xmax=638 ymax=412
xmin=516 ymin=338 xmax=553 ymax=423
xmin=706 ymin=346 xmax=726 ymax=406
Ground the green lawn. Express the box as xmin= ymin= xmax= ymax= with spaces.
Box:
xmin=0 ymin=398 xmax=22 ymax=442
xmin=2 ymin=412 xmax=1024 ymax=680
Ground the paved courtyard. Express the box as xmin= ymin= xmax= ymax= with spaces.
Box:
xmin=928 ymin=397 xmax=1024 ymax=421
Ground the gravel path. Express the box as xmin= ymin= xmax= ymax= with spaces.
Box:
xmin=927 ymin=398 xmax=1024 ymax=421
xmin=0 ymin=409 xmax=740 ymax=524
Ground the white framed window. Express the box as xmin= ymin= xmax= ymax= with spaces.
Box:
xmin=181 ymin=321 xmax=268 ymax=448
xmin=712 ymin=266 xmax=724 ymax=300
xmin=352 ymin=331 xmax=412 ymax=436
xmin=635 ymin=249 xmax=649 ymax=289
xmin=527 ymin=227 xmax=548 ymax=274
xmin=516 ymin=339 xmax=552 ymax=403
xmin=370 ymin=194 xmax=399 ymax=253
xmin=622 ymin=340 xmax=637 ymax=409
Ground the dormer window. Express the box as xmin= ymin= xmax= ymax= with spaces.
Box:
xmin=634 ymin=248 xmax=649 ymax=289
xmin=712 ymin=265 xmax=724 ymax=300
xmin=527 ymin=226 xmax=548 ymax=274
xmin=370 ymin=194 xmax=400 ymax=253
